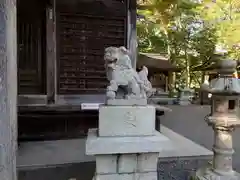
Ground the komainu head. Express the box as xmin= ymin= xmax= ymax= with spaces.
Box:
xmin=104 ymin=46 xmax=132 ymax=68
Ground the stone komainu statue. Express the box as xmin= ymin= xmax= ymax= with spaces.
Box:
xmin=104 ymin=46 xmax=153 ymax=101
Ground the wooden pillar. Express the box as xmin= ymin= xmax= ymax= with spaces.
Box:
xmin=167 ymin=72 xmax=173 ymax=91
xmin=0 ymin=0 xmax=17 ymax=180
xmin=127 ymin=0 xmax=137 ymax=69
xmin=165 ymin=75 xmax=168 ymax=92
xmin=46 ymin=0 xmax=57 ymax=104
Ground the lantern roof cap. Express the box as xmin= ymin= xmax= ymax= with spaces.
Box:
xmin=202 ymin=60 xmax=240 ymax=95
xmin=209 ymin=78 xmax=240 ymax=95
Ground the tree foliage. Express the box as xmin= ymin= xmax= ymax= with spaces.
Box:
xmin=137 ymin=0 xmax=239 ymax=88
xmin=197 ymin=0 xmax=240 ymax=59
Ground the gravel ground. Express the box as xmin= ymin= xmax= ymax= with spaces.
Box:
xmin=161 ymin=105 xmax=240 ymax=172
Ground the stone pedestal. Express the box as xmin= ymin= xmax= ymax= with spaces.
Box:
xmin=196 ymin=166 xmax=240 ymax=180
xmin=86 ymin=105 xmax=173 ymax=180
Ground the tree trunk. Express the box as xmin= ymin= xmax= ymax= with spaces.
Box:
xmin=201 ymin=71 xmax=205 ymax=84
xmin=184 ymin=45 xmax=190 ymax=88
xmin=162 ymin=28 xmax=177 ymax=91
xmin=185 ymin=59 xmax=190 ymax=87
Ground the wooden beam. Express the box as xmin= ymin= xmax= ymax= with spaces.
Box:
xmin=0 ymin=0 xmax=17 ymax=179
xmin=46 ymin=1 xmax=57 ymax=104
xmin=127 ymin=0 xmax=137 ymax=69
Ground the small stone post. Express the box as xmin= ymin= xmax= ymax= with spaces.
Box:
xmin=196 ymin=59 xmax=240 ymax=180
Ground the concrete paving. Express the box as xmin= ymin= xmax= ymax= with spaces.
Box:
xmin=161 ymin=105 xmax=240 ymax=172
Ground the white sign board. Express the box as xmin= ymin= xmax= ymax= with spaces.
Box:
xmin=81 ymin=103 xmax=102 ymax=110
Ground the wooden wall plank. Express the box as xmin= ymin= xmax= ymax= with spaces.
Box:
xmin=56 ymin=1 xmax=126 ymax=95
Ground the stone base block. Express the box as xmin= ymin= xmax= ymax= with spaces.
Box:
xmin=137 ymin=153 xmax=158 ymax=172
xmin=96 ymin=155 xmax=117 ymax=174
xmin=86 ymin=129 xmax=173 ymax=155
xmin=93 ymin=172 xmax=157 ymax=180
xmin=118 ymin=154 xmax=137 ymax=173
xmin=196 ymin=167 xmax=240 ymax=180
xmin=95 ymin=153 xmax=159 ymax=175
xmin=99 ymin=105 xmax=155 ymax=137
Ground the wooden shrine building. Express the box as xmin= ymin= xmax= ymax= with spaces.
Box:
xmin=18 ymin=0 xmax=136 ymax=106
xmin=137 ymin=53 xmax=180 ymax=91
xmin=17 ymin=0 xmax=137 ymax=141
xmin=193 ymin=54 xmax=239 ymax=82
xmin=0 ymin=0 xmax=136 ymax=179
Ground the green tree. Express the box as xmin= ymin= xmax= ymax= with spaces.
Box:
xmin=197 ymin=0 xmax=240 ymax=59
xmin=137 ymin=0 xmax=219 ymax=88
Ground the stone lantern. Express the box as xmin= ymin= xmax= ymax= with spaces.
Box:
xmin=196 ymin=59 xmax=240 ymax=180
xmin=178 ymin=87 xmax=194 ymax=105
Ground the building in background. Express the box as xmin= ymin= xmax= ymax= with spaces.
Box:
xmin=137 ymin=52 xmax=180 ymax=92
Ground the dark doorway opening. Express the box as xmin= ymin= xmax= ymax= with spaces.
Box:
xmin=17 ymin=0 xmax=47 ymax=94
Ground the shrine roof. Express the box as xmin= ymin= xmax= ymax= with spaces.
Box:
xmin=137 ymin=52 xmax=181 ymax=73
xmin=192 ymin=53 xmax=239 ymax=73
